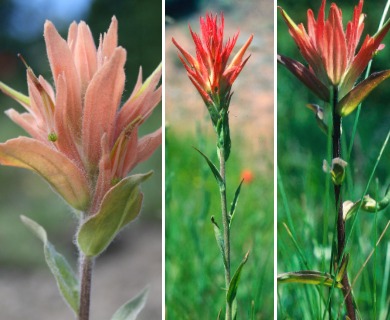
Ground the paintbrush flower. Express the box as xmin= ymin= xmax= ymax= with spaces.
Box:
xmin=278 ymin=0 xmax=390 ymax=116
xmin=172 ymin=13 xmax=253 ymax=123
xmin=0 ymin=17 xmax=162 ymax=217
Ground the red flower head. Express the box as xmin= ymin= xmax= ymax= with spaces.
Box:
xmin=172 ymin=13 xmax=253 ymax=115
xmin=0 ymin=17 xmax=162 ymax=215
xmin=278 ymin=0 xmax=390 ymax=115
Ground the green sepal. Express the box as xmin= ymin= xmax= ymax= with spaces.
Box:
xmin=111 ymin=286 xmax=148 ymax=320
xmin=226 ymin=251 xmax=249 ymax=309
xmin=20 ymin=215 xmax=80 ymax=313
xmin=194 ymin=147 xmax=224 ymax=189
xmin=229 ymin=179 xmax=244 ymax=228
xmin=337 ymin=70 xmax=390 ymax=117
xmin=211 ymin=216 xmax=227 ymax=269
xmin=277 ymin=270 xmax=343 ymax=289
xmin=77 ymin=172 xmax=152 ymax=257
xmin=216 ymin=109 xmax=231 ymax=161
xmin=306 ymin=104 xmax=328 ymax=134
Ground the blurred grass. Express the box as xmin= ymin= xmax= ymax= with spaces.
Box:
xmin=165 ymin=125 xmax=273 ymax=319
xmin=0 ymin=0 xmax=162 ymax=269
xmin=277 ymin=0 xmax=390 ymax=318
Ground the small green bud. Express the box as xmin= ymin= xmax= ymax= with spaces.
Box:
xmin=323 ymin=157 xmax=347 ymax=185
xmin=48 ymin=132 xmax=58 ymax=142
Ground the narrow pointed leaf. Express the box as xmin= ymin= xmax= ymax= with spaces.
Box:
xmin=278 ymin=54 xmax=330 ymax=102
xmin=227 ymin=251 xmax=249 ymax=307
xmin=20 ymin=215 xmax=80 ymax=313
xmin=277 ymin=270 xmax=343 ymax=289
xmin=111 ymin=287 xmax=148 ymax=320
xmin=194 ymin=147 xmax=224 ymax=189
xmin=77 ymin=172 xmax=152 ymax=257
xmin=336 ymin=254 xmax=349 ymax=282
xmin=211 ymin=216 xmax=227 ymax=269
xmin=337 ymin=70 xmax=390 ymax=117
xmin=0 ymin=137 xmax=90 ymax=211
xmin=229 ymin=179 xmax=244 ymax=227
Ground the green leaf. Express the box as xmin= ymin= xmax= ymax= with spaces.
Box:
xmin=336 ymin=254 xmax=349 ymax=282
xmin=229 ymin=179 xmax=244 ymax=227
xmin=227 ymin=251 xmax=249 ymax=308
xmin=20 ymin=215 xmax=80 ymax=313
xmin=111 ymin=287 xmax=148 ymax=320
xmin=194 ymin=147 xmax=224 ymax=189
xmin=211 ymin=216 xmax=227 ymax=269
xmin=277 ymin=270 xmax=343 ymax=289
xmin=77 ymin=172 xmax=152 ymax=257
xmin=337 ymin=70 xmax=390 ymax=117
xmin=232 ymin=298 xmax=238 ymax=320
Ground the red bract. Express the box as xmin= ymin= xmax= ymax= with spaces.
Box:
xmin=172 ymin=13 xmax=253 ymax=109
xmin=279 ymin=0 xmax=390 ymax=103
xmin=0 ymin=17 xmax=162 ymax=214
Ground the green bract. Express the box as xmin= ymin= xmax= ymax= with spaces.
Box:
xmin=77 ymin=172 xmax=153 ymax=257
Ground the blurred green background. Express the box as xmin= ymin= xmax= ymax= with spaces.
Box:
xmin=0 ymin=0 xmax=162 ymax=268
xmin=166 ymin=0 xmax=274 ymax=318
xmin=277 ymin=0 xmax=390 ymax=318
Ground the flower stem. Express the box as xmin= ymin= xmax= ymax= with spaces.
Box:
xmin=218 ymin=146 xmax=231 ymax=320
xmin=78 ymin=254 xmax=93 ymax=320
xmin=332 ymin=86 xmax=356 ymax=320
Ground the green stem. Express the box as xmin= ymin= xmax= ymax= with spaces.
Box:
xmin=78 ymin=254 xmax=93 ymax=320
xmin=332 ymin=86 xmax=356 ymax=320
xmin=218 ymin=146 xmax=231 ymax=320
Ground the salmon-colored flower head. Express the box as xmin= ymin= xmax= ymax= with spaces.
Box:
xmin=172 ymin=13 xmax=253 ymax=116
xmin=0 ymin=17 xmax=162 ymax=215
xmin=278 ymin=0 xmax=390 ymax=102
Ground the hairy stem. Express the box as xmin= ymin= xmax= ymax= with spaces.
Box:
xmin=78 ymin=254 xmax=93 ymax=320
xmin=218 ymin=147 xmax=231 ymax=320
xmin=332 ymin=86 xmax=356 ymax=320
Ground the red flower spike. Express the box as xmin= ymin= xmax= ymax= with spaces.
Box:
xmin=172 ymin=13 xmax=253 ymax=111
xmin=279 ymin=0 xmax=390 ymax=102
